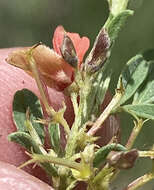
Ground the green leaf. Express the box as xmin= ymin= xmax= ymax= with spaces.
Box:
xmin=8 ymin=131 xmax=58 ymax=177
xmin=123 ymin=104 xmax=154 ymax=120
xmin=93 ymin=143 xmax=127 ymax=168
xmin=81 ymin=65 xmax=111 ymax=122
xmin=118 ymin=54 xmax=150 ymax=105
xmin=48 ymin=123 xmax=62 ymax=156
xmin=8 ymin=132 xmax=41 ymax=152
xmin=93 ymin=69 xmax=112 ymax=116
xmin=107 ymin=10 xmax=133 ymax=42
xmin=13 ymin=89 xmax=44 ymax=143
xmin=133 ymin=51 xmax=154 ymax=104
xmin=133 ymin=65 xmax=154 ymax=104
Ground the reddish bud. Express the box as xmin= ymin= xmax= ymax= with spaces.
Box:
xmin=107 ymin=149 xmax=138 ymax=169
xmin=53 ymin=25 xmax=90 ymax=66
xmin=84 ymin=28 xmax=110 ymax=73
xmin=60 ymin=34 xmax=78 ymax=68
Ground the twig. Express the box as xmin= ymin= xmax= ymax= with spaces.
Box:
xmin=126 ymin=119 xmax=144 ymax=149
xmin=87 ymin=88 xmax=123 ymax=136
xmin=123 ymin=173 xmax=154 ymax=190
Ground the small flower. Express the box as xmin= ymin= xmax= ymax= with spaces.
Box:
xmin=6 ymin=26 xmax=90 ymax=91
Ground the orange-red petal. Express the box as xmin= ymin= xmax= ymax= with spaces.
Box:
xmin=52 ymin=25 xmax=90 ymax=65
xmin=52 ymin=26 xmax=65 ymax=56
xmin=6 ymin=45 xmax=74 ymax=91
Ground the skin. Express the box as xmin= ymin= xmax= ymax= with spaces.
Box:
xmin=0 ymin=48 xmax=119 ymax=189
xmin=0 ymin=161 xmax=54 ymax=190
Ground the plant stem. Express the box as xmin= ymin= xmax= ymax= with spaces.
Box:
xmin=28 ymin=49 xmax=70 ymax=135
xmin=126 ymin=119 xmax=144 ymax=149
xmin=65 ymin=74 xmax=85 ymax=158
xmin=123 ymin=0 xmax=129 ymax=9
xmin=138 ymin=150 xmax=154 ymax=158
xmin=71 ymin=92 xmax=78 ymax=117
xmin=58 ymin=116 xmax=71 ymax=135
xmin=120 ymin=0 xmax=129 ymax=10
xmin=107 ymin=0 xmax=129 ymax=17
xmin=123 ymin=173 xmax=154 ymax=190
xmin=25 ymin=119 xmax=47 ymax=155
xmin=111 ymin=119 xmax=144 ymax=182
xmin=65 ymin=95 xmax=83 ymax=157
xmin=87 ymin=88 xmax=123 ymax=136
xmin=29 ymin=54 xmax=54 ymax=116
xmin=20 ymin=154 xmax=82 ymax=172
xmin=104 ymin=14 xmax=114 ymax=29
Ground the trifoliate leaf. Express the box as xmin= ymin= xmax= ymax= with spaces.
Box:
xmin=13 ymin=88 xmax=45 ymax=143
xmin=133 ymin=51 xmax=154 ymax=104
xmin=123 ymin=104 xmax=154 ymax=120
xmin=133 ymin=68 xmax=154 ymax=104
xmin=8 ymin=132 xmax=41 ymax=152
xmin=117 ymin=54 xmax=150 ymax=105
xmin=8 ymin=131 xmax=58 ymax=177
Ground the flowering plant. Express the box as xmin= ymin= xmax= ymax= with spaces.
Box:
xmin=4 ymin=0 xmax=154 ymax=189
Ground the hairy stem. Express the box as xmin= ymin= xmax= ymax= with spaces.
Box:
xmin=25 ymin=119 xmax=47 ymax=155
xmin=65 ymin=92 xmax=84 ymax=158
xmin=126 ymin=119 xmax=144 ymax=149
xmin=71 ymin=92 xmax=78 ymax=117
xmin=29 ymin=54 xmax=54 ymax=116
xmin=20 ymin=153 xmax=82 ymax=172
xmin=87 ymin=88 xmax=123 ymax=136
xmin=119 ymin=0 xmax=129 ymax=10
xmin=138 ymin=150 xmax=154 ymax=158
xmin=123 ymin=173 xmax=154 ymax=190
xmin=28 ymin=49 xmax=70 ymax=135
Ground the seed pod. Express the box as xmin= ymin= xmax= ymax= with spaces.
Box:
xmin=60 ymin=34 xmax=78 ymax=68
xmin=107 ymin=149 xmax=138 ymax=169
xmin=84 ymin=28 xmax=110 ymax=73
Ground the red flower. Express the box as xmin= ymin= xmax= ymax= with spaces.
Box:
xmin=6 ymin=26 xmax=90 ymax=91
xmin=53 ymin=25 xmax=90 ymax=67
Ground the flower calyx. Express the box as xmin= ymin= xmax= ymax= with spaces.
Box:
xmin=84 ymin=28 xmax=111 ymax=74
xmin=60 ymin=33 xmax=78 ymax=68
xmin=107 ymin=149 xmax=139 ymax=169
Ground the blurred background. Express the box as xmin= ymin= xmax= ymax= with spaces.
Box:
xmin=0 ymin=0 xmax=154 ymax=189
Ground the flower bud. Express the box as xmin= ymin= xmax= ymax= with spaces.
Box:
xmin=107 ymin=149 xmax=138 ymax=169
xmin=84 ymin=28 xmax=110 ymax=73
xmin=60 ymin=34 xmax=78 ymax=68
